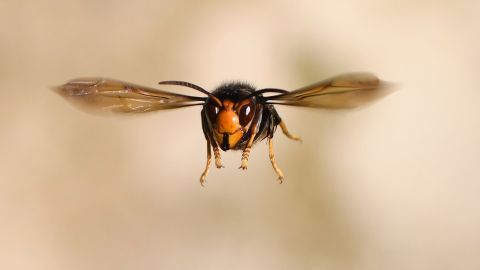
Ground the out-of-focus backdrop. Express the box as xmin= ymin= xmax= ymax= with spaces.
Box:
xmin=1 ymin=1 xmax=479 ymax=269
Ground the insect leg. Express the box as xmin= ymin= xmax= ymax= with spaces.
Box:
xmin=267 ymin=105 xmax=302 ymax=142
xmin=213 ymin=145 xmax=224 ymax=168
xmin=201 ymin=108 xmax=223 ymax=169
xmin=199 ymin=140 xmax=212 ymax=186
xmin=239 ymin=134 xmax=256 ymax=170
xmin=239 ymin=104 xmax=265 ymax=170
xmin=268 ymin=137 xmax=285 ymax=183
xmin=279 ymin=120 xmax=302 ymax=142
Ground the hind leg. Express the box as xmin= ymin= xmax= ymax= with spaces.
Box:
xmin=268 ymin=105 xmax=302 ymax=142
xmin=279 ymin=120 xmax=302 ymax=142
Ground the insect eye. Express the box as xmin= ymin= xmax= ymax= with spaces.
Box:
xmin=239 ymin=103 xmax=254 ymax=126
xmin=206 ymin=103 xmax=220 ymax=122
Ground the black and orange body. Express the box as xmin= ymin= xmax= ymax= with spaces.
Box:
xmin=201 ymin=82 xmax=281 ymax=152
xmin=54 ymin=73 xmax=392 ymax=185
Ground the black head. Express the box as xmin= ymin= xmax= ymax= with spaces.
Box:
xmin=203 ymin=82 xmax=259 ymax=150
xmin=210 ymin=82 xmax=256 ymax=102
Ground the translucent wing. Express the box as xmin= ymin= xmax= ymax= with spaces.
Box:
xmin=266 ymin=73 xmax=393 ymax=109
xmin=53 ymin=78 xmax=206 ymax=113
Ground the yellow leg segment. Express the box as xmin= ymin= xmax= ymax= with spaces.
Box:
xmin=213 ymin=145 xmax=224 ymax=168
xmin=268 ymin=137 xmax=285 ymax=183
xmin=279 ymin=120 xmax=302 ymax=142
xmin=239 ymin=133 xmax=257 ymax=170
xmin=199 ymin=141 xmax=212 ymax=186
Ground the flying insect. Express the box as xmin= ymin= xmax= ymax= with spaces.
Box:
xmin=54 ymin=73 xmax=392 ymax=185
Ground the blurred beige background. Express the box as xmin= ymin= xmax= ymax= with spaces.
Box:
xmin=1 ymin=0 xmax=480 ymax=269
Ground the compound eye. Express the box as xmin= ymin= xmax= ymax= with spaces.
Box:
xmin=239 ymin=102 xmax=254 ymax=126
xmin=206 ymin=102 xmax=220 ymax=122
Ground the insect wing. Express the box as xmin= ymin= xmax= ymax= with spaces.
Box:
xmin=267 ymin=73 xmax=393 ymax=109
xmin=53 ymin=78 xmax=206 ymax=113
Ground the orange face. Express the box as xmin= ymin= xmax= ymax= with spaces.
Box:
xmin=206 ymin=98 xmax=255 ymax=150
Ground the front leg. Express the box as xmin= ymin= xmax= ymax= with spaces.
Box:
xmin=199 ymin=140 xmax=212 ymax=186
xmin=239 ymin=103 xmax=265 ymax=170
xmin=213 ymin=145 xmax=224 ymax=168
xmin=239 ymin=133 xmax=256 ymax=170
